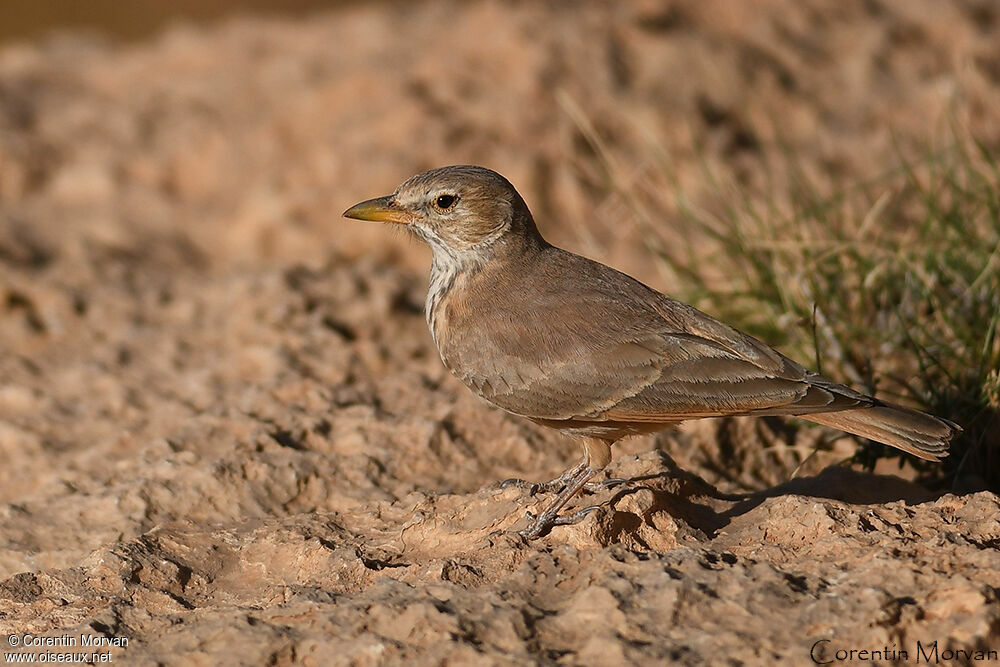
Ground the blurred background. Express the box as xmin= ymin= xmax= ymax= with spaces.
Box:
xmin=0 ymin=0 xmax=354 ymax=45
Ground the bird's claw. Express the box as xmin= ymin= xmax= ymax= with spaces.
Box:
xmin=518 ymin=505 xmax=602 ymax=540
xmin=500 ymin=478 xmax=560 ymax=496
xmin=584 ymin=477 xmax=626 ymax=492
xmin=552 ymin=505 xmax=602 ymax=525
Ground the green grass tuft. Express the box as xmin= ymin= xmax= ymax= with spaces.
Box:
xmin=639 ymin=135 xmax=1000 ymax=490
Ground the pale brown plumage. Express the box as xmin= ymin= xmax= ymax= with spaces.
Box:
xmin=344 ymin=165 xmax=960 ymax=538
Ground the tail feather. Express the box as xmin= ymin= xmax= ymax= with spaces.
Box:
xmin=802 ymin=405 xmax=960 ymax=461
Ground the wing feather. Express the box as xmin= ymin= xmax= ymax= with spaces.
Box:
xmin=437 ymin=247 xmax=869 ymax=427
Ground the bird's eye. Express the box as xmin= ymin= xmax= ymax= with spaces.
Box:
xmin=436 ymin=194 xmax=457 ymax=209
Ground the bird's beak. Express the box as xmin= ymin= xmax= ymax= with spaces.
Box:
xmin=342 ymin=195 xmax=413 ymax=225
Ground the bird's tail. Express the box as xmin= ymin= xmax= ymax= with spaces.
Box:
xmin=802 ymin=404 xmax=960 ymax=461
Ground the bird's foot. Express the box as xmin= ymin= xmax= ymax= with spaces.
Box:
xmin=514 ymin=462 xmax=600 ymax=540
xmin=519 ymin=505 xmax=601 ymax=540
xmin=501 ymin=474 xmax=625 ymax=497
xmin=499 ymin=459 xmax=589 ymax=497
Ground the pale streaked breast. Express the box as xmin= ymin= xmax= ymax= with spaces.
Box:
xmin=425 ymin=254 xmax=460 ymax=356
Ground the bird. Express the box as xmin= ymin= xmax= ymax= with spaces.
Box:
xmin=343 ymin=165 xmax=960 ymax=539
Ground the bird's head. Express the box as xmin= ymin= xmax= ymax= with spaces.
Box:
xmin=343 ymin=165 xmax=542 ymax=261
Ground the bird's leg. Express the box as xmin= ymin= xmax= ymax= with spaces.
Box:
xmin=579 ymin=436 xmax=637 ymax=491
xmin=518 ymin=438 xmax=613 ymax=539
xmin=519 ymin=464 xmax=597 ymax=539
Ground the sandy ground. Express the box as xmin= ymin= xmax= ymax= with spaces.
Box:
xmin=1 ymin=1 xmax=998 ymax=663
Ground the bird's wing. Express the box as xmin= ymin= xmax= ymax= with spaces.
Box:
xmin=467 ymin=323 xmax=867 ymax=422
xmin=445 ymin=249 xmax=869 ymax=423
xmin=593 ymin=330 xmax=867 ymax=422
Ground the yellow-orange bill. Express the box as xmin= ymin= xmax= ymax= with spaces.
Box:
xmin=342 ymin=195 xmax=412 ymax=224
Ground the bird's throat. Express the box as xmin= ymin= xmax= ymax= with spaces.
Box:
xmin=425 ymin=251 xmax=465 ymax=350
